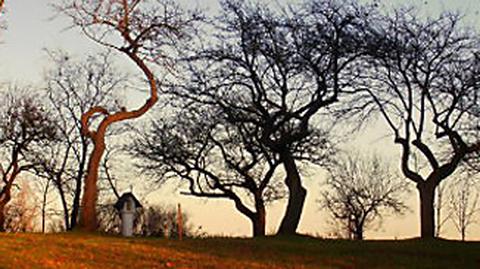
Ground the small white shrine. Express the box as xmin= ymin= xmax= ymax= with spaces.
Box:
xmin=114 ymin=192 xmax=142 ymax=237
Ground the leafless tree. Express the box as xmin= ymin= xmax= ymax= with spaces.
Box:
xmin=362 ymin=10 xmax=480 ymax=239
xmin=434 ymin=181 xmax=451 ymax=237
xmin=0 ymin=91 xmax=57 ymax=231
xmin=57 ymin=0 xmax=203 ymax=232
xmin=137 ymin=204 xmax=193 ymax=238
xmin=170 ymin=0 xmax=374 ymax=235
xmin=448 ymin=174 xmax=479 ymax=241
xmin=4 ymin=181 xmax=39 ymax=233
xmin=132 ymin=107 xmax=285 ymax=237
xmin=36 ymin=178 xmax=53 ymax=233
xmin=321 ymin=152 xmax=409 ymax=240
xmin=36 ymin=50 xmax=126 ymax=231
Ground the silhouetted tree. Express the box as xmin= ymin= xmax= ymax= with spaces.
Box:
xmin=171 ymin=0 xmax=374 ymax=235
xmin=4 ymin=181 xmax=39 ymax=233
xmin=132 ymin=107 xmax=285 ymax=237
xmin=0 ymin=91 xmax=57 ymax=231
xmin=36 ymin=51 xmax=126 ymax=231
xmin=321 ymin=152 xmax=409 ymax=240
xmin=362 ymin=10 xmax=480 ymax=239
xmin=137 ymin=205 xmax=192 ymax=238
xmin=448 ymin=174 xmax=479 ymax=241
xmin=57 ymin=0 xmax=202 ymax=231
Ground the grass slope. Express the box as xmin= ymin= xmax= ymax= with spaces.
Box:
xmin=0 ymin=233 xmax=479 ymax=268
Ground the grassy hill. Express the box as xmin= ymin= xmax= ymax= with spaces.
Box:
xmin=0 ymin=233 xmax=479 ymax=268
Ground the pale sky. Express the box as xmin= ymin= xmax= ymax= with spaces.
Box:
xmin=0 ymin=0 xmax=479 ymax=240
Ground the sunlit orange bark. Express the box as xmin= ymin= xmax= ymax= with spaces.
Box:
xmin=0 ymin=166 xmax=20 ymax=232
xmin=0 ymin=189 xmax=12 ymax=232
xmin=79 ymin=52 xmax=158 ymax=232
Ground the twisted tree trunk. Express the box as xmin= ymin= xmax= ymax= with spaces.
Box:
xmin=277 ymin=152 xmax=306 ymax=235
xmin=78 ymin=52 xmax=158 ymax=232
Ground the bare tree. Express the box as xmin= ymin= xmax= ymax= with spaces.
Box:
xmin=321 ymin=152 xmax=409 ymax=240
xmin=0 ymin=91 xmax=57 ymax=231
xmin=57 ymin=0 xmax=202 ymax=231
xmin=137 ymin=204 xmax=193 ymax=238
xmin=434 ymin=181 xmax=451 ymax=237
xmin=36 ymin=177 xmax=53 ymax=233
xmin=36 ymin=50 xmax=126 ymax=231
xmin=4 ymin=180 xmax=39 ymax=233
xmin=171 ymin=0 xmax=374 ymax=235
xmin=132 ymin=107 xmax=285 ymax=237
xmin=448 ymin=174 xmax=479 ymax=241
xmin=362 ymin=10 xmax=480 ymax=239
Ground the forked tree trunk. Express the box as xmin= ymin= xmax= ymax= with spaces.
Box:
xmin=277 ymin=152 xmax=306 ymax=235
xmin=418 ymin=181 xmax=436 ymax=239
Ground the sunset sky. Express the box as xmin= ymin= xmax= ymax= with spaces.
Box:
xmin=0 ymin=0 xmax=479 ymax=240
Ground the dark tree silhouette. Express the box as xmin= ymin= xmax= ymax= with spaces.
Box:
xmin=171 ymin=0 xmax=373 ymax=235
xmin=362 ymin=10 xmax=480 ymax=238
xmin=58 ymin=0 xmax=202 ymax=231
xmin=0 ymin=92 xmax=57 ymax=231
xmin=321 ymin=152 xmax=409 ymax=240
xmin=132 ymin=107 xmax=285 ymax=237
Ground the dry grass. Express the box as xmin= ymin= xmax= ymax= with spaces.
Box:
xmin=0 ymin=233 xmax=479 ymax=269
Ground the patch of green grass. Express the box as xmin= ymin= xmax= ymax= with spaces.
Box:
xmin=0 ymin=233 xmax=479 ymax=268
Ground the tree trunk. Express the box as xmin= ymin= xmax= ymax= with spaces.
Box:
xmin=55 ymin=183 xmax=70 ymax=231
xmin=0 ymin=184 xmax=13 ymax=232
xmin=277 ymin=152 xmax=306 ymax=235
xmin=0 ymin=203 xmax=6 ymax=232
xmin=41 ymin=180 xmax=50 ymax=233
xmin=79 ymin=136 xmax=106 ymax=232
xmin=252 ymin=201 xmax=266 ymax=237
xmin=70 ymin=141 xmax=88 ymax=231
xmin=353 ymin=225 xmax=363 ymax=240
xmin=418 ymin=181 xmax=436 ymax=239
